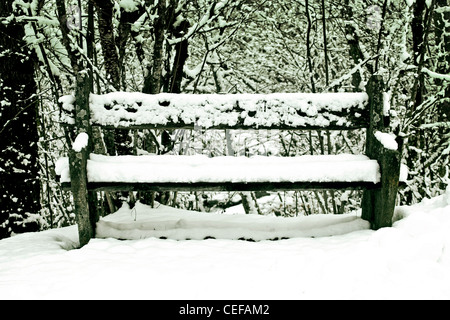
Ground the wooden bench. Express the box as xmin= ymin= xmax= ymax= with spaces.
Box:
xmin=57 ymin=75 xmax=404 ymax=247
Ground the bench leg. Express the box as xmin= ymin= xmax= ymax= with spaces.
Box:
xmin=69 ymin=149 xmax=95 ymax=247
xmin=361 ymin=149 xmax=401 ymax=229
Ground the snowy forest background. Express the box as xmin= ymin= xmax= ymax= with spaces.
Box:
xmin=0 ymin=0 xmax=449 ymax=240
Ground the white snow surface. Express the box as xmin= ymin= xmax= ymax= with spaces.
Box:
xmin=383 ymin=91 xmax=391 ymax=116
xmin=96 ymin=202 xmax=371 ymax=241
xmin=118 ymin=0 xmax=138 ymax=12
xmin=59 ymin=92 xmax=369 ymax=128
xmin=374 ymin=131 xmax=398 ymax=150
xmin=1 ymin=187 xmax=450 ymax=299
xmin=72 ymin=132 xmax=89 ymax=152
xmin=56 ymin=153 xmax=382 ymax=184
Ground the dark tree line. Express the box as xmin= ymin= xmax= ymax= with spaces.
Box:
xmin=0 ymin=0 xmax=40 ymax=238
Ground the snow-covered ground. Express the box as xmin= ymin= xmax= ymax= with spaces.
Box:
xmin=1 ymin=187 xmax=449 ymax=300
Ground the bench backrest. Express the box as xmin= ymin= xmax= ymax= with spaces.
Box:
xmin=59 ymin=92 xmax=372 ymax=131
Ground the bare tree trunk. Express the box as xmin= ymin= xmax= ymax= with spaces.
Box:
xmin=305 ymin=0 xmax=316 ymax=93
xmin=434 ymin=0 xmax=450 ymax=122
xmin=374 ymin=0 xmax=389 ymax=72
xmin=143 ymin=0 xmax=166 ymax=94
xmin=140 ymin=0 xmax=168 ymax=207
xmin=321 ymin=0 xmax=329 ymax=87
xmin=117 ymin=7 xmax=142 ymax=90
xmin=56 ymin=0 xmax=99 ymax=245
xmin=342 ymin=0 xmax=364 ymax=91
xmin=405 ymin=0 xmax=436 ymax=202
xmin=92 ymin=0 xmax=120 ymax=90
xmin=433 ymin=0 xmax=449 ymax=190
xmin=168 ymin=4 xmax=190 ymax=94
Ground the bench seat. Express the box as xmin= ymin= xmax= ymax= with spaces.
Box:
xmin=55 ymin=153 xmax=408 ymax=192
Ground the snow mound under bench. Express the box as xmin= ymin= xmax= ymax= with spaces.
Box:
xmin=96 ymin=202 xmax=371 ymax=241
xmin=56 ymin=153 xmax=382 ymax=184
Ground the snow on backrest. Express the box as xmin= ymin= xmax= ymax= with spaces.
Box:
xmin=59 ymin=92 xmax=369 ymax=130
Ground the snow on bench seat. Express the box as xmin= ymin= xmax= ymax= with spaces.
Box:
xmin=56 ymin=153 xmax=385 ymax=191
xmin=59 ymin=92 xmax=370 ymax=130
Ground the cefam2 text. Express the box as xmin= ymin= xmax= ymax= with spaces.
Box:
xmin=179 ymin=304 xmax=270 ymax=317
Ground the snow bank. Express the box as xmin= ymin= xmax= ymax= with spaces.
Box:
xmin=56 ymin=153 xmax=381 ymax=184
xmin=96 ymin=202 xmax=370 ymax=241
xmin=1 ymin=188 xmax=450 ymax=299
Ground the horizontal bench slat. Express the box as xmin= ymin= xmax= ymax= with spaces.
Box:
xmin=59 ymin=92 xmax=370 ymax=130
xmin=56 ymin=153 xmax=382 ymax=188
xmin=61 ymin=181 xmax=380 ymax=192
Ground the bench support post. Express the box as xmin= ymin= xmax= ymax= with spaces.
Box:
xmin=361 ymin=75 xmax=401 ymax=229
xmin=69 ymin=147 xmax=94 ymax=247
xmin=361 ymin=144 xmax=401 ymax=229
xmin=69 ymin=73 xmax=97 ymax=248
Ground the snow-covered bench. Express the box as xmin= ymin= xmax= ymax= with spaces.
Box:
xmin=57 ymin=153 xmax=395 ymax=190
xmin=57 ymin=75 xmax=404 ymax=247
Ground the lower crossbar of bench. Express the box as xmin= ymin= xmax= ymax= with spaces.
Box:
xmin=61 ymin=181 xmax=381 ymax=192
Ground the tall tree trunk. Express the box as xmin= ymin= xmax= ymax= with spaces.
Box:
xmin=143 ymin=0 xmax=166 ymax=94
xmin=93 ymin=0 xmax=134 ymax=201
xmin=433 ymin=0 xmax=450 ymax=190
xmin=305 ymin=0 xmax=316 ymax=93
xmin=411 ymin=0 xmax=427 ymax=109
xmin=374 ymin=0 xmax=389 ymax=72
xmin=0 ymin=0 xmax=41 ymax=239
xmin=92 ymin=0 xmax=133 ymax=165
xmin=434 ymin=0 xmax=450 ymax=122
xmin=117 ymin=6 xmax=143 ymax=90
xmin=92 ymin=0 xmax=120 ymax=90
xmin=405 ymin=0 xmax=436 ymax=202
xmin=139 ymin=0 xmax=168 ymax=207
xmin=321 ymin=0 xmax=329 ymax=87
xmin=167 ymin=2 xmax=190 ymax=94
xmin=342 ymin=0 xmax=364 ymax=91
xmin=56 ymin=0 xmax=98 ymax=244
